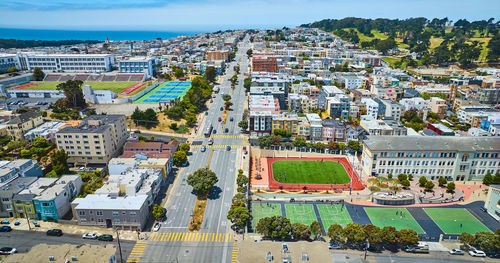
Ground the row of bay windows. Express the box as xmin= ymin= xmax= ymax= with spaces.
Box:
xmin=78 ymin=210 xmax=137 ymax=216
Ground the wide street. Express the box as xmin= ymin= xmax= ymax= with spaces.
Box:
xmin=0 ymin=230 xmax=135 ymax=262
xmin=135 ymin=36 xmax=250 ymax=263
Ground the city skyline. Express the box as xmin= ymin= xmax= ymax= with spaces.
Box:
xmin=0 ymin=0 xmax=498 ymax=31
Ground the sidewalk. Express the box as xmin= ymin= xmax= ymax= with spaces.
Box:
xmin=3 ymin=217 xmax=141 ymax=241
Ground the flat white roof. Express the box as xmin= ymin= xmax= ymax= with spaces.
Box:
xmin=73 ymin=194 xmax=147 ymax=210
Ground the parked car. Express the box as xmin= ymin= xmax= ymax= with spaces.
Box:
xmin=218 ymin=117 xmax=222 ymax=122
xmin=46 ymin=229 xmax=63 ymax=236
xmin=208 ymin=138 xmax=214 ymax=145
xmin=224 ymin=128 xmax=229 ymax=133
xmin=328 ymin=241 xmax=342 ymax=249
xmin=220 ymin=107 xmax=223 ymax=111
xmin=201 ymin=145 xmax=206 ymax=152
xmin=13 ymin=221 xmax=20 ymax=226
xmin=153 ymin=223 xmax=161 ymax=232
xmin=1 ymin=220 xmax=9 ymax=224
xmin=82 ymin=233 xmax=97 ymax=239
xmin=0 ymin=226 xmax=12 ymax=232
xmin=449 ymin=249 xmax=464 ymax=255
xmin=226 ymin=145 xmax=231 ymax=151
xmin=0 ymin=247 xmax=17 ymax=255
xmin=469 ymin=249 xmax=486 ymax=257
xmin=97 ymin=234 xmax=114 ymax=241
xmin=230 ymin=117 xmax=233 ymax=121
xmin=212 ymin=129 xmax=217 ymax=134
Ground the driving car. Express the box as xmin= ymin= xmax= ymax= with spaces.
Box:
xmin=153 ymin=223 xmax=161 ymax=232
xmin=201 ymin=145 xmax=206 ymax=152
xmin=46 ymin=229 xmax=63 ymax=236
xmin=226 ymin=145 xmax=231 ymax=151
xmin=469 ymin=249 xmax=486 ymax=257
xmin=0 ymin=247 xmax=17 ymax=255
xmin=82 ymin=233 xmax=97 ymax=239
xmin=230 ymin=117 xmax=233 ymax=121
xmin=328 ymin=241 xmax=342 ymax=249
xmin=208 ymin=138 xmax=214 ymax=145
xmin=220 ymin=107 xmax=223 ymax=111
xmin=224 ymin=128 xmax=229 ymax=133
xmin=97 ymin=234 xmax=114 ymax=241
xmin=0 ymin=226 xmax=12 ymax=232
xmin=1 ymin=220 xmax=9 ymax=224
xmin=218 ymin=117 xmax=222 ymax=122
xmin=212 ymin=129 xmax=217 ymax=134
xmin=449 ymin=249 xmax=464 ymax=255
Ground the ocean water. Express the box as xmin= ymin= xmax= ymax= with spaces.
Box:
xmin=0 ymin=27 xmax=204 ymax=41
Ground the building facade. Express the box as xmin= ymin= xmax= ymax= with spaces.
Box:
xmin=118 ymin=57 xmax=156 ymax=77
xmin=252 ymin=56 xmax=277 ymax=73
xmin=20 ymin=53 xmax=114 ymax=72
xmin=6 ymin=111 xmax=43 ymax=140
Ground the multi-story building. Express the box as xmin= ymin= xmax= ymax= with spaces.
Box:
xmin=475 ymin=87 xmax=499 ymax=105
xmin=19 ymin=53 xmax=114 ymax=72
xmin=0 ymin=159 xmax=43 ymax=185
xmin=484 ymin=185 xmax=500 ymax=221
xmin=400 ymin=97 xmax=428 ymax=111
xmin=326 ymin=95 xmax=351 ymax=119
xmin=0 ymin=177 xmax=37 ymax=218
xmin=360 ymin=118 xmax=407 ymax=136
xmin=306 ymin=113 xmax=322 ymax=141
xmin=361 ymin=98 xmax=379 ymax=120
xmin=12 ymin=177 xmax=58 ymax=220
xmin=378 ymin=99 xmax=403 ymax=121
xmin=350 ymin=89 xmax=373 ymax=102
xmin=205 ymin=50 xmax=230 ymax=62
xmin=427 ymin=123 xmax=455 ymax=136
xmin=428 ymin=97 xmax=447 ymax=119
xmin=5 ymin=111 xmax=43 ymax=140
xmin=118 ymin=57 xmax=156 ymax=77
xmin=24 ymin=121 xmax=66 ymax=142
xmin=272 ymin=113 xmax=298 ymax=135
xmin=252 ymin=55 xmax=277 ymax=73
xmin=0 ymin=54 xmax=20 ymax=73
xmin=33 ymin=175 xmax=82 ymax=222
xmin=250 ymin=86 xmax=287 ymax=109
xmin=249 ymin=111 xmax=273 ymax=136
xmin=56 ymin=115 xmax=128 ymax=165
xmin=296 ymin=117 xmax=311 ymax=139
xmin=340 ymin=76 xmax=363 ymax=90
xmin=321 ymin=119 xmax=347 ymax=142
xmin=361 ymin=136 xmax=500 ymax=181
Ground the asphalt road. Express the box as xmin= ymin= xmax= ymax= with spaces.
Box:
xmin=0 ymin=230 xmax=135 ymax=261
xmin=138 ymin=36 xmax=250 ymax=263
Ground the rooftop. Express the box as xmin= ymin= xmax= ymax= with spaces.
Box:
xmin=7 ymin=111 xmax=40 ymax=125
xmin=73 ymin=194 xmax=148 ymax=210
xmin=364 ymin=136 xmax=500 ymax=152
xmin=58 ymin=115 xmax=124 ymax=134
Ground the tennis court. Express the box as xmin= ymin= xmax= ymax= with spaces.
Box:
xmin=135 ymin=81 xmax=191 ymax=104
xmin=364 ymin=207 xmax=425 ymax=234
xmin=285 ymin=204 xmax=317 ymax=226
xmin=423 ymin=208 xmax=491 ymax=234
xmin=317 ymin=204 xmax=352 ymax=231
xmin=252 ymin=203 xmax=282 ymax=227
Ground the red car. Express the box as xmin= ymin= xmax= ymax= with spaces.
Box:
xmin=218 ymin=117 xmax=222 ymax=122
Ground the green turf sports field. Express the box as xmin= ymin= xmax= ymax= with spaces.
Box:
xmin=317 ymin=204 xmax=352 ymax=231
xmin=272 ymin=160 xmax=350 ymax=184
xmin=364 ymin=207 xmax=425 ymax=234
xmin=251 ymin=203 xmax=282 ymax=228
xmin=10 ymin=82 xmax=143 ymax=95
xmin=423 ymin=208 xmax=491 ymax=234
xmin=284 ymin=204 xmax=317 ymax=226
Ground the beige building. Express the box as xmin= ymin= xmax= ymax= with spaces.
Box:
xmin=428 ymin=97 xmax=447 ymax=119
xmin=5 ymin=111 xmax=43 ymax=140
xmin=55 ymin=115 xmax=127 ymax=165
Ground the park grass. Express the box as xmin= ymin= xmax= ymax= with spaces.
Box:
xmin=317 ymin=204 xmax=352 ymax=231
xmin=271 ymin=160 xmax=350 ymax=185
xmin=429 ymin=37 xmax=444 ymax=49
xmin=10 ymin=81 xmax=141 ymax=95
xmin=251 ymin=203 xmax=282 ymax=228
xmin=285 ymin=204 xmax=317 ymax=226
xmin=364 ymin=207 xmax=425 ymax=234
xmin=423 ymin=208 xmax=491 ymax=234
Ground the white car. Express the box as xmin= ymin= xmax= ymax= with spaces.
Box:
xmin=82 ymin=233 xmax=97 ymax=239
xmin=468 ymin=249 xmax=486 ymax=257
xmin=0 ymin=247 xmax=17 ymax=255
xmin=153 ymin=223 xmax=161 ymax=232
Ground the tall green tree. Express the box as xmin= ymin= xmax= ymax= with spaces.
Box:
xmin=310 ymin=221 xmax=322 ymax=240
xmin=179 ymin=143 xmax=190 ymax=152
xmin=172 ymin=151 xmax=187 ymax=166
xmin=227 ymin=206 xmax=250 ymax=228
xmin=291 ymin=223 xmax=311 ymax=240
xmin=33 ymin=67 xmax=45 ymax=81
xmin=363 ymin=224 xmax=382 ymax=247
xmin=380 ymin=226 xmax=399 ymax=245
xmin=152 ymin=204 xmax=164 ymax=220
xmin=342 ymin=223 xmax=367 ymax=246
xmin=174 ymin=68 xmax=184 ymax=78
xmin=204 ymin=66 xmax=217 ymax=83
xmin=399 ymin=229 xmax=419 ymax=245
xmin=186 ymin=168 xmax=218 ymax=198
xmin=50 ymin=149 xmax=69 ymax=176
xmin=328 ymin=224 xmax=344 ymax=243
xmin=238 ymin=120 xmax=248 ymax=130
xmin=56 ymin=80 xmax=86 ymax=109
xmin=256 ymin=216 xmax=292 ymax=240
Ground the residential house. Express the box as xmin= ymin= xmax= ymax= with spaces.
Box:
xmin=322 ymin=119 xmax=347 ymax=142
xmin=5 ymin=111 xmax=43 ymax=140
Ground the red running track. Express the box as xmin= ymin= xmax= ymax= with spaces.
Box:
xmin=120 ymin=83 xmax=146 ymax=95
xmin=266 ymin=157 xmax=364 ymax=191
xmin=9 ymin=83 xmax=40 ymax=90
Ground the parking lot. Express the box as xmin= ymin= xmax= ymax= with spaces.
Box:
xmin=2 ymin=97 xmax=58 ymax=111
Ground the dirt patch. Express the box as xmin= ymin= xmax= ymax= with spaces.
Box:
xmin=189 ymin=198 xmax=207 ymax=231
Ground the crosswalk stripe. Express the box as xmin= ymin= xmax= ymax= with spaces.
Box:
xmin=148 ymin=232 xmax=234 ymax=243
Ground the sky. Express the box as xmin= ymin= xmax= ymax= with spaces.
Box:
xmin=0 ymin=0 xmax=499 ymax=31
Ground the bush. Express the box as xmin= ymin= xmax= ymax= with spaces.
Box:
xmin=368 ymin=186 xmax=380 ymax=192
xmin=237 ymin=186 xmax=246 ymax=193
xmin=379 ymin=183 xmax=389 ymax=188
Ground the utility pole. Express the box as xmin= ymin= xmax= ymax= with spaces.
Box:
xmin=115 ymin=228 xmax=124 ymax=263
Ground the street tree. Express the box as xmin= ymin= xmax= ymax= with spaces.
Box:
xmin=446 ymin=182 xmax=456 ymax=193
xmin=313 ymin=142 xmax=325 ymax=151
xmin=291 ymin=223 xmax=311 ymax=240
xmin=347 ymin=140 xmax=361 ymax=151
xmin=238 ymin=120 xmax=248 ymax=130
xmin=293 ymin=137 xmax=306 ymax=147
xmin=222 ymin=94 xmax=232 ymax=102
xmin=237 ymin=174 xmax=249 ymax=188
xmin=459 ymin=232 xmax=475 ymax=247
xmin=438 ymin=176 xmax=447 ymax=187
xmin=474 ymin=231 xmax=498 ymax=252
xmin=401 ymin=179 xmax=410 ymax=189
xmin=172 ymin=151 xmax=187 ymax=166
xmin=227 ymin=206 xmax=250 ymax=228
xmin=243 ymin=77 xmax=252 ymax=92
xmin=258 ymin=135 xmax=272 ymax=147
xmin=327 ymin=141 xmax=338 ymax=150
xmin=328 ymin=224 xmax=344 ymax=243
xmin=271 ymin=135 xmax=282 ymax=146
xmin=152 ymin=204 xmax=164 ymax=220
xmin=56 ymin=80 xmax=86 ymax=109
xmin=397 ymin=174 xmax=407 ymax=182
xmin=399 ymin=229 xmax=419 ymax=245
xmin=256 ymin=216 xmax=292 ymax=240
xmin=33 ymin=67 xmax=45 ymax=81
xmin=204 ymin=66 xmax=217 ymax=83
xmin=380 ymin=226 xmax=399 ymax=245
xmin=179 ymin=143 xmax=190 ymax=152
xmin=174 ymin=68 xmax=184 ymax=78
xmin=231 ymin=193 xmax=247 ymax=204
xmin=310 ymin=221 xmax=322 ymax=240
xmin=363 ymin=224 xmax=382 ymax=247
xmin=7 ymin=67 xmax=19 ymax=73
xmin=424 ymin=180 xmax=435 ymax=191
xmin=338 ymin=143 xmax=346 ymax=153
xmin=419 ymin=176 xmax=427 ymax=187
xmin=186 ymin=168 xmax=218 ymax=198
xmin=342 ymin=223 xmax=367 ymax=247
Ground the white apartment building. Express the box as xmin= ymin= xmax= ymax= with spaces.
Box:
xmin=19 ymin=53 xmax=114 ymax=72
xmin=55 ymin=115 xmax=128 ymax=165
xmin=0 ymin=54 xmax=20 ymax=73
xmin=361 ymin=98 xmax=379 ymax=120
xmin=400 ymin=97 xmax=428 ymax=111
xmin=362 ymin=136 xmax=500 ymax=181
xmin=380 ymin=99 xmax=403 ymax=121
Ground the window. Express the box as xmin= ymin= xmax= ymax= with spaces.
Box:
xmin=80 ymin=218 xmax=87 ymax=222
xmin=112 ymin=211 xmax=119 ymax=216
xmin=27 ymin=208 xmax=32 ymax=213
xmin=17 ymin=206 xmax=23 ymax=211
xmin=114 ymin=219 xmax=120 ymax=223
xmin=1 ymin=198 xmax=9 ymax=202
xmin=96 ymin=211 xmax=103 ymax=216
xmin=122 ymin=211 xmax=126 ymax=215
xmin=97 ymin=218 xmax=104 ymax=223
xmin=130 ymin=212 xmax=137 ymax=216
xmin=42 ymin=203 xmax=51 ymax=207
